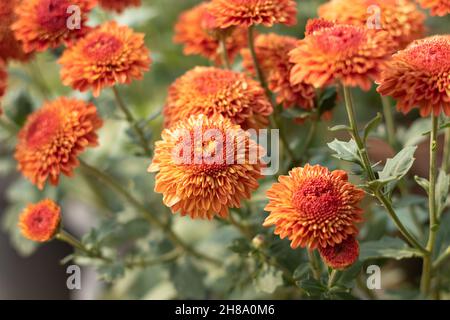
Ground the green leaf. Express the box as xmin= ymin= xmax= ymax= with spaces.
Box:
xmin=414 ymin=176 xmax=429 ymax=194
xmin=360 ymin=236 xmax=422 ymax=261
xmin=170 ymin=258 xmax=207 ymax=299
xmin=254 ymin=264 xmax=284 ymax=294
xmin=280 ymin=108 xmax=311 ymax=120
xmin=363 ymin=113 xmax=382 ymax=142
xmin=293 ymin=263 xmax=310 ymax=280
xmin=97 ymin=263 xmax=125 ymax=283
xmin=327 ymin=139 xmax=361 ymax=164
xmin=435 ymin=170 xmax=450 ymax=217
xmin=328 ymin=125 xmax=351 ymax=132
xmin=296 ymin=278 xmax=326 ymax=297
xmin=378 ymin=146 xmax=417 ymax=194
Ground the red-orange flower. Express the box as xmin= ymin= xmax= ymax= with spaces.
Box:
xmin=263 ymin=165 xmax=365 ymax=249
xmin=209 ymin=0 xmax=297 ymax=28
xmin=98 ymin=0 xmax=141 ymax=13
xmin=174 ymin=2 xmax=247 ymax=65
xmin=290 ymin=20 xmax=394 ymax=91
xmin=318 ymin=236 xmax=359 ymax=269
xmin=59 ymin=21 xmax=151 ymax=97
xmin=163 ymin=67 xmax=273 ymax=130
xmin=19 ymin=199 xmax=61 ymax=242
xmin=15 ymin=97 xmax=103 ymax=189
xmin=12 ymin=0 xmax=95 ymax=53
xmin=242 ymin=33 xmax=316 ymax=110
xmin=318 ymin=0 xmax=425 ymax=50
xmin=148 ymin=114 xmax=265 ymax=220
xmin=377 ymin=35 xmax=450 ymax=117
xmin=0 ymin=0 xmax=32 ymax=62
xmin=417 ymin=0 xmax=450 ymax=16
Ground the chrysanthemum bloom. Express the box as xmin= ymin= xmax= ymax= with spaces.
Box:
xmin=98 ymin=0 xmax=141 ymax=13
xmin=15 ymin=97 xmax=103 ymax=189
xmin=148 ymin=114 xmax=265 ymax=220
xmin=0 ymin=0 xmax=32 ymax=62
xmin=242 ymin=33 xmax=316 ymax=110
xmin=19 ymin=199 xmax=61 ymax=242
xmin=174 ymin=2 xmax=247 ymax=65
xmin=290 ymin=19 xmax=394 ymax=91
xmin=12 ymin=0 xmax=96 ymax=53
xmin=417 ymin=0 xmax=450 ymax=16
xmin=163 ymin=67 xmax=273 ymax=130
xmin=263 ymin=165 xmax=365 ymax=249
xmin=318 ymin=236 xmax=359 ymax=269
xmin=318 ymin=0 xmax=425 ymax=50
xmin=209 ymin=0 xmax=297 ymax=28
xmin=59 ymin=21 xmax=151 ymax=97
xmin=377 ymin=36 xmax=450 ymax=117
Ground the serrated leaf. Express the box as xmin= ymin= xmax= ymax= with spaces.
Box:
xmin=360 ymin=236 xmax=422 ymax=261
xmin=363 ymin=113 xmax=382 ymax=142
xmin=327 ymin=139 xmax=361 ymax=164
xmin=436 ymin=170 xmax=450 ymax=217
xmin=378 ymin=146 xmax=417 ymax=194
xmin=97 ymin=263 xmax=125 ymax=283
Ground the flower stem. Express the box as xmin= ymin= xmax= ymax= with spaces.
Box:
xmin=307 ymin=250 xmax=322 ymax=280
xmin=341 ymin=85 xmax=427 ymax=254
xmin=56 ymin=230 xmax=112 ymax=263
xmin=125 ymin=248 xmax=182 ymax=269
xmin=327 ymin=269 xmax=339 ymax=289
xmin=420 ymin=115 xmax=440 ymax=297
xmin=219 ymin=34 xmax=231 ymax=70
xmin=442 ymin=126 xmax=450 ymax=173
xmin=78 ymin=159 xmax=221 ymax=266
xmin=247 ymin=26 xmax=269 ymax=98
xmin=112 ymin=87 xmax=152 ymax=156
xmin=381 ymin=96 xmax=398 ymax=150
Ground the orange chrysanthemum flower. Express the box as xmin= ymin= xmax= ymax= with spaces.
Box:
xmin=0 ymin=0 xmax=32 ymax=62
xmin=19 ymin=199 xmax=61 ymax=242
xmin=242 ymin=33 xmax=316 ymax=110
xmin=12 ymin=0 xmax=95 ymax=53
xmin=209 ymin=0 xmax=297 ymax=28
xmin=263 ymin=165 xmax=365 ymax=249
xmin=318 ymin=0 xmax=425 ymax=50
xmin=15 ymin=97 xmax=103 ymax=189
xmin=98 ymin=0 xmax=141 ymax=13
xmin=148 ymin=114 xmax=265 ymax=220
xmin=377 ymin=36 xmax=450 ymax=117
xmin=290 ymin=20 xmax=394 ymax=91
xmin=417 ymin=0 xmax=450 ymax=16
xmin=59 ymin=21 xmax=151 ymax=97
xmin=163 ymin=67 xmax=273 ymax=130
xmin=174 ymin=2 xmax=247 ymax=65
xmin=318 ymin=236 xmax=359 ymax=269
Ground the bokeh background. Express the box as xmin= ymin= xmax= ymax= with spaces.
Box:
xmin=1 ymin=0 xmax=450 ymax=299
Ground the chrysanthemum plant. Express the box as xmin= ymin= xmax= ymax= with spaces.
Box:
xmin=0 ymin=0 xmax=449 ymax=300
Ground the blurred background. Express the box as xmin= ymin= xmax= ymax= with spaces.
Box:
xmin=1 ymin=0 xmax=449 ymax=299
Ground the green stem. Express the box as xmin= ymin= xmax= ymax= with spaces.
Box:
xmin=307 ymin=250 xmax=321 ymax=280
xmin=381 ymin=96 xmax=398 ymax=150
xmin=112 ymin=87 xmax=152 ymax=156
xmin=247 ymin=26 xmax=269 ymax=98
xmin=421 ymin=115 xmax=440 ymax=297
xmin=56 ymin=230 xmax=112 ymax=263
xmin=442 ymin=126 xmax=450 ymax=173
xmin=78 ymin=159 xmax=221 ymax=266
xmin=219 ymin=34 xmax=231 ymax=70
xmin=327 ymin=269 xmax=339 ymax=289
xmin=342 ymin=85 xmax=427 ymax=254
xmin=125 ymin=248 xmax=182 ymax=269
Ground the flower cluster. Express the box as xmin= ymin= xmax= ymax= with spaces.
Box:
xmin=318 ymin=0 xmax=425 ymax=50
xmin=264 ymin=165 xmax=364 ymax=268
